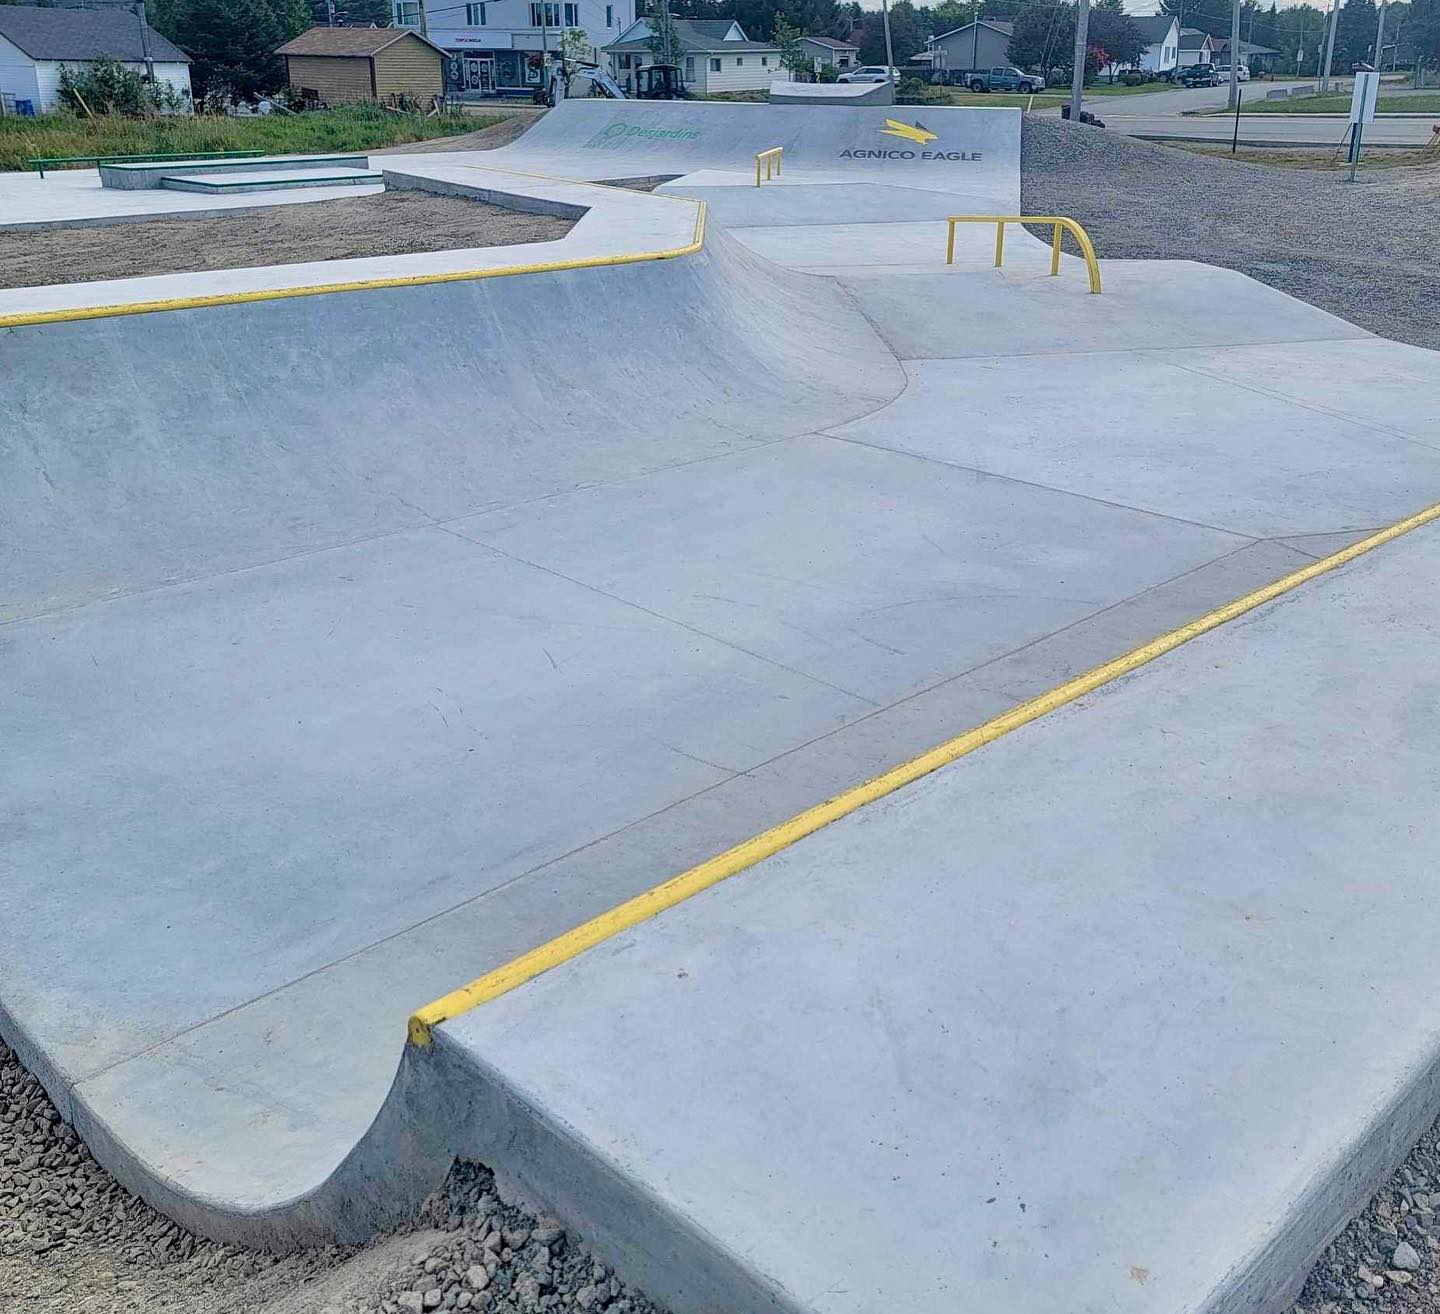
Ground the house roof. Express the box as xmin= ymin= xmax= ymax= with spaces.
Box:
xmin=801 ymin=35 xmax=858 ymax=49
xmin=1131 ymin=15 xmax=1178 ymax=44
xmin=0 ymin=4 xmax=188 ymax=63
xmin=1177 ymin=27 xmax=1215 ymax=48
xmin=931 ymin=18 xmax=1014 ymax=42
xmin=1214 ymin=36 xmax=1280 ymax=55
xmin=606 ymin=19 xmax=777 ymax=53
xmin=275 ymin=26 xmax=446 ymax=57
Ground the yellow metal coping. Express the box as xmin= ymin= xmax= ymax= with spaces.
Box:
xmin=0 ymin=193 xmax=707 ymax=329
xmin=408 ymin=497 xmax=1440 ymax=1044
xmin=755 ymin=146 xmax=783 ymax=188
xmin=946 ymin=214 xmax=1102 ymax=294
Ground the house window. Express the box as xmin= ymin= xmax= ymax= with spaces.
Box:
xmin=710 ymin=57 xmax=720 ymax=71
xmin=529 ymin=2 xmax=560 ymax=25
xmin=393 ymin=0 xmax=420 ymax=24
xmin=685 ymin=55 xmax=694 ymax=76
xmin=761 ymin=55 xmax=768 ymax=66
xmin=465 ymin=2 xmax=485 ymax=23
xmin=605 ymin=2 xmax=613 ymax=23
xmin=736 ymin=55 xmax=743 ymax=65
xmin=563 ymin=1 xmax=578 ymax=23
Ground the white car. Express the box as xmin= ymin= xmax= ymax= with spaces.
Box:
xmin=837 ymin=65 xmax=898 ymax=83
xmin=1211 ymin=63 xmax=1251 ymax=81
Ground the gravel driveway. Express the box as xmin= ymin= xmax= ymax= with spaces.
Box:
xmin=1020 ymin=116 xmax=1440 ymax=351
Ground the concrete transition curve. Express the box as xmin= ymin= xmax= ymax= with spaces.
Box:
xmin=5 ymin=101 xmax=1440 ymax=1314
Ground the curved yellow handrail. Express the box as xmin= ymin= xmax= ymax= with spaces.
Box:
xmin=946 ymin=214 xmax=1102 ymax=294
xmin=755 ymin=146 xmax=783 ymax=187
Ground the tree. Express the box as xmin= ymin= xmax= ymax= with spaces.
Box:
xmin=645 ymin=3 xmax=685 ymax=63
xmin=774 ymin=14 xmax=809 ymax=76
xmin=854 ymin=0 xmax=928 ymax=63
xmin=1089 ymin=0 xmax=1144 ymax=74
xmin=1413 ymin=0 xmax=1440 ymax=69
xmin=1333 ymin=0 xmax=1378 ymax=66
xmin=171 ymin=0 xmax=295 ymax=98
xmin=1007 ymin=1 xmax=1073 ymax=74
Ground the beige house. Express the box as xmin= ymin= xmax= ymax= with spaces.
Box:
xmin=276 ymin=26 xmax=446 ymax=104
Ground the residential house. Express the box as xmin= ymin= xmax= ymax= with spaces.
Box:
xmin=1213 ymin=35 xmax=1281 ymax=71
xmin=0 ymin=4 xmax=190 ymax=114
xmin=798 ymin=34 xmax=857 ymax=73
xmin=394 ymin=0 xmax=633 ymax=97
xmin=1131 ymin=15 xmax=1179 ymax=74
xmin=276 ymin=26 xmax=446 ymax=104
xmin=605 ymin=18 xmax=779 ymax=94
xmin=925 ymin=19 xmax=1014 ymax=80
xmin=1177 ymin=27 xmax=1215 ymax=64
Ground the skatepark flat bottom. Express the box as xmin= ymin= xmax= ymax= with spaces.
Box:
xmin=4 ymin=102 xmax=1440 ymax=1313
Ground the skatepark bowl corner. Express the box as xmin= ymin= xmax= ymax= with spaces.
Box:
xmin=6 ymin=100 xmax=1440 ymax=1314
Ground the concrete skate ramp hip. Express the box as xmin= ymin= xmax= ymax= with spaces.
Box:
xmin=483 ymin=98 xmax=1019 ymax=201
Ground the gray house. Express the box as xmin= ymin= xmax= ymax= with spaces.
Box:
xmin=798 ymin=35 xmax=857 ymax=71
xmin=925 ymin=18 xmax=1013 ymax=79
xmin=0 ymin=4 xmax=191 ymax=113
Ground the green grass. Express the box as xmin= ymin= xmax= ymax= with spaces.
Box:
xmin=914 ymin=86 xmax=1066 ymax=107
xmin=1245 ymin=92 xmax=1440 ymax=114
xmin=1080 ymin=81 xmax=1185 ymax=96
xmin=0 ymin=105 xmax=510 ymax=173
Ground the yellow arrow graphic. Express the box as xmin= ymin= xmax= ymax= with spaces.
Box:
xmin=879 ymin=118 xmax=938 ymax=145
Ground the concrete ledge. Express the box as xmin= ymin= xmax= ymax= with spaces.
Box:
xmin=99 ymin=153 xmax=369 ymax=190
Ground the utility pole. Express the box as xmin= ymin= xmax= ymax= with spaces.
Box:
xmin=1068 ymin=0 xmax=1090 ymax=124
xmin=1319 ymin=0 xmax=1338 ymax=94
xmin=1227 ymin=0 xmax=1241 ymax=108
xmin=1372 ymin=0 xmax=1387 ymax=73
xmin=880 ymin=0 xmax=895 ymax=86
xmin=132 ymin=0 xmax=155 ymax=81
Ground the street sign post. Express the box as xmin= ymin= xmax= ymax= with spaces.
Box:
xmin=1348 ymin=70 xmax=1381 ymax=181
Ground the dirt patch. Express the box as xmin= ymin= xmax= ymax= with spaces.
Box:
xmin=372 ymin=109 xmax=547 ymax=154
xmin=0 ymin=190 xmax=574 ymax=290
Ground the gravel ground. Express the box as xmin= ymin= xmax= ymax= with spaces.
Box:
xmin=0 ymin=190 xmax=573 ymax=290
xmin=0 ymin=1041 xmax=665 ymax=1314
xmin=1020 ymin=115 xmax=1440 ymax=350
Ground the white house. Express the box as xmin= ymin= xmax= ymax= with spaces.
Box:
xmin=395 ymin=0 xmax=633 ymax=97
xmin=605 ymin=18 xmax=779 ymax=95
xmin=798 ymin=34 xmax=857 ymax=72
xmin=1131 ymin=15 xmax=1179 ymax=74
xmin=0 ymin=4 xmax=190 ymax=114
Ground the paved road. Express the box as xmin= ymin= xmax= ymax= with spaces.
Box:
xmin=1083 ymin=76 xmax=1327 ymax=116
xmin=1110 ymin=111 xmax=1438 ymax=146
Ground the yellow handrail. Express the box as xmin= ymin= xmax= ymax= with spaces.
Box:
xmin=755 ymin=146 xmax=783 ymax=187
xmin=945 ymin=214 xmax=1102 ymax=294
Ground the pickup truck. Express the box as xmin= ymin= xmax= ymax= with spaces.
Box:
xmin=1176 ymin=63 xmax=1220 ymax=87
xmin=960 ymin=65 xmax=1046 ymax=93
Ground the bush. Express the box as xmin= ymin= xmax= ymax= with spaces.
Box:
xmin=56 ymin=58 xmax=190 ymax=116
xmin=58 ymin=58 xmax=147 ymax=116
xmin=1120 ymin=69 xmax=1146 ymax=85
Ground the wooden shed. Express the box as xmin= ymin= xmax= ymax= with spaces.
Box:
xmin=276 ymin=27 xmax=446 ymax=105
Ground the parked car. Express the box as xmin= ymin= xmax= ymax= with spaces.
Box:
xmin=837 ymin=65 xmax=898 ymax=83
xmin=961 ymin=65 xmax=1046 ymax=93
xmin=1177 ymin=63 xmax=1220 ymax=87
xmin=1210 ymin=62 xmax=1251 ymax=81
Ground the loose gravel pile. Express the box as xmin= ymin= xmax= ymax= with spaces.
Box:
xmin=1020 ymin=116 xmax=1440 ymax=351
xmin=0 ymin=1040 xmax=664 ymax=1314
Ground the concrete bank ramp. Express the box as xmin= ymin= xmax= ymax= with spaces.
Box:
xmin=439 ymin=97 xmax=1021 ymax=203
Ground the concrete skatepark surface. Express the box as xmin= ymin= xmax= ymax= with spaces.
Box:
xmin=5 ymin=100 xmax=1440 ymax=1312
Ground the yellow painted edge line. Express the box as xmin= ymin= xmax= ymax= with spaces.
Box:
xmin=0 ymin=198 xmax=706 ymax=329
xmin=407 ymin=497 xmax=1440 ymax=1046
